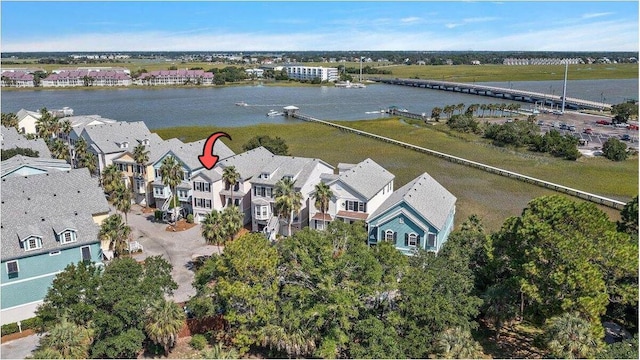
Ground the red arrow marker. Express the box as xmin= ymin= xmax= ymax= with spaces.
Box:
xmin=198 ymin=132 xmax=231 ymax=170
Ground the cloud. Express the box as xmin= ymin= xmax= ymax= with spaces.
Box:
xmin=582 ymin=12 xmax=614 ymax=19
xmin=444 ymin=16 xmax=498 ymax=29
xmin=400 ymin=16 xmax=422 ymax=24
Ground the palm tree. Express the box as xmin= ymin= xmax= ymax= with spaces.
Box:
xmin=59 ymin=119 xmax=73 ymax=166
xmin=222 ymin=166 xmax=241 ymax=208
xmin=480 ymin=104 xmax=487 ymax=118
xmin=144 ymin=299 xmax=185 ymax=356
xmin=274 ymin=177 xmax=303 ymax=237
xmin=74 ymin=137 xmax=88 ymax=168
xmin=259 ymin=324 xmax=317 ymax=358
xmin=201 ymin=344 xmax=240 ymax=359
xmin=312 ymin=182 xmax=333 ymax=230
xmin=36 ymin=108 xmax=55 ymax=139
xmin=545 ymin=312 xmax=600 ymax=359
xmin=1 ymin=112 xmax=19 ymax=130
xmin=437 ymin=327 xmax=484 ymax=359
xmin=48 ymin=138 xmax=69 ymax=161
xmin=443 ymin=104 xmax=455 ymax=119
xmin=499 ymin=103 xmax=507 ymax=117
xmin=132 ymin=143 xmax=150 ymax=206
xmin=99 ymin=214 xmax=131 ymax=257
xmin=431 ymin=107 xmax=442 ymax=122
xmin=456 ymin=103 xmax=465 ymax=115
xmin=159 ymin=156 xmax=183 ymax=225
xmin=110 ymin=180 xmax=132 ymax=224
xmin=222 ymin=205 xmax=244 ymax=242
xmin=37 ymin=317 xmax=94 ymax=359
xmin=83 ymin=152 xmax=98 ymax=177
xmin=200 ymin=210 xmax=226 ymax=254
xmin=101 ymin=164 xmax=122 ymax=194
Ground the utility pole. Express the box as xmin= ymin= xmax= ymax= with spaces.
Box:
xmin=561 ymin=62 xmax=568 ymax=114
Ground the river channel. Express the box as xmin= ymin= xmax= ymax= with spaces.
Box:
xmin=1 ymin=79 xmax=637 ymax=130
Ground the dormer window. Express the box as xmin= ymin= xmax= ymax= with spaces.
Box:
xmin=142 ymin=138 xmax=150 ymax=146
xmin=23 ymin=236 xmax=43 ymax=251
xmin=259 ymin=172 xmax=270 ymax=179
xmin=60 ymin=230 xmax=77 ymax=244
xmin=282 ymin=175 xmax=293 ymax=181
xmin=120 ymin=141 xmax=129 ymax=149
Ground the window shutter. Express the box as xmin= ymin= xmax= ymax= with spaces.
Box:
xmin=393 ymin=232 xmax=397 ymax=244
xmin=417 ymin=235 xmax=421 ymax=247
xmin=404 ymin=233 xmax=409 ymax=246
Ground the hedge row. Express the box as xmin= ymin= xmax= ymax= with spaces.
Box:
xmin=1 ymin=317 xmax=41 ymax=336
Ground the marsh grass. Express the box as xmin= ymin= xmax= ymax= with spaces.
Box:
xmin=155 ymin=118 xmax=636 ymax=230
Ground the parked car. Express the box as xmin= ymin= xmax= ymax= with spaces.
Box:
xmin=568 ymin=125 xmax=576 ymax=132
xmin=583 ymin=128 xmax=593 ymax=134
xmin=627 ymin=124 xmax=639 ymax=130
xmin=621 ymin=134 xmax=631 ymax=141
xmin=537 ymin=120 xmax=544 ymax=126
xmin=559 ymin=123 xmax=567 ymax=130
xmin=596 ymin=119 xmax=612 ymax=125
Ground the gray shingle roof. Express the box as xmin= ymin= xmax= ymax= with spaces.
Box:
xmin=1 ymin=126 xmax=52 ymax=158
xmin=250 ymin=154 xmax=333 ymax=188
xmin=369 ymin=172 xmax=456 ymax=231
xmin=336 ymin=158 xmax=394 ymax=199
xmin=65 ymin=114 xmax=118 ymax=136
xmin=150 ymin=138 xmax=234 ymax=172
xmin=1 ymin=168 xmax=111 ymax=261
xmin=200 ymin=146 xmax=274 ymax=182
xmin=81 ymin=121 xmax=152 ymax=154
xmin=1 ymin=155 xmax=71 ymax=178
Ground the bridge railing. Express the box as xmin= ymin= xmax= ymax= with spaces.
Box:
xmin=292 ymin=112 xmax=626 ymax=210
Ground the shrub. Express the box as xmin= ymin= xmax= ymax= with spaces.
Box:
xmin=0 ymin=316 xmax=41 ymax=336
xmin=187 ymin=214 xmax=194 ymax=224
xmin=602 ymin=138 xmax=629 ymax=161
xmin=154 ymin=210 xmax=163 ymax=221
xmin=190 ymin=334 xmax=208 ymax=350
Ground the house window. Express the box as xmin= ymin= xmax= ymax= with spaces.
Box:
xmin=49 ymin=251 xmax=61 ymax=256
xmin=408 ymin=233 xmax=419 ymax=247
xmin=7 ymin=261 xmax=19 ymax=276
xmin=116 ymin=163 xmax=127 ymax=172
xmin=153 ymin=186 xmax=164 ymax=196
xmin=24 ymin=237 xmax=42 ymax=251
xmin=385 ymin=230 xmax=394 ymax=242
xmin=345 ymin=200 xmax=366 ymax=213
xmin=60 ymin=230 xmax=75 ymax=244
xmin=427 ymin=233 xmax=436 ymax=248
xmin=178 ymin=190 xmax=188 ymax=198
xmin=81 ymin=246 xmax=92 ymax=262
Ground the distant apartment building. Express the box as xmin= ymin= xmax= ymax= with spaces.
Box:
xmin=503 ymin=58 xmax=583 ymax=65
xmin=42 ymin=69 xmax=132 ymax=87
xmin=1 ymin=70 xmax=35 ymax=88
xmin=137 ymin=70 xmax=214 ymax=86
xmin=285 ymin=65 xmax=339 ymax=82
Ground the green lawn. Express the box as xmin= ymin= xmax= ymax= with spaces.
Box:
xmin=155 ymin=118 xmax=636 ymax=231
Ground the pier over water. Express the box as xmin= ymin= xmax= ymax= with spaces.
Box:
xmin=371 ymin=77 xmax=612 ymax=111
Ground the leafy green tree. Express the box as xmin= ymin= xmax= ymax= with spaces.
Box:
xmin=545 ymin=312 xmax=602 ymax=359
xmin=437 ymin=327 xmax=485 ymax=359
xmin=611 ymin=101 xmax=638 ymax=123
xmin=29 ymin=347 xmax=64 ymax=359
xmin=489 ymin=195 xmax=638 ymax=336
xmin=144 ymin=299 xmax=185 ymax=356
xmin=211 ymin=233 xmax=279 ymax=354
xmin=348 ymin=316 xmax=405 ymax=359
xmin=159 ymin=155 xmax=184 ymax=224
xmin=242 ymin=135 xmax=289 ymax=155
xmin=617 ymin=195 xmax=638 ymax=235
xmin=602 ymin=137 xmax=629 ymax=161
xmin=91 ymin=328 xmax=146 ymax=359
xmin=598 ymin=333 xmax=639 ymax=359
xmin=0 ymin=147 xmax=39 ymax=160
xmin=36 ymin=317 xmax=94 ymax=359
xmin=274 ymin=177 xmax=303 ymax=236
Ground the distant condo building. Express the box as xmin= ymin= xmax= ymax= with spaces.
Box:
xmin=503 ymin=58 xmax=583 ymax=66
xmin=1 ymin=70 xmax=35 ymax=88
xmin=42 ymin=68 xmax=132 ymax=87
xmin=285 ymin=65 xmax=339 ymax=82
xmin=137 ymin=70 xmax=214 ymax=86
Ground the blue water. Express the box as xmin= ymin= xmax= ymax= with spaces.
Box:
xmin=1 ymin=79 xmax=636 ymax=130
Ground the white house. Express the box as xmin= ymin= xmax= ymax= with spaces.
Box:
xmin=285 ymin=66 xmax=339 ymax=82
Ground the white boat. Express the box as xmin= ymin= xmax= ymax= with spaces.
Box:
xmin=335 ymin=80 xmax=366 ymax=88
xmin=266 ymin=110 xmax=283 ymax=117
xmin=235 ymin=101 xmax=248 ymax=106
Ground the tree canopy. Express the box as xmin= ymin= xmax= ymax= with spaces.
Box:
xmin=242 ymin=135 xmax=289 ymax=155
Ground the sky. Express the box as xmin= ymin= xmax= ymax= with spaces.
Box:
xmin=1 ymin=1 xmax=638 ymax=52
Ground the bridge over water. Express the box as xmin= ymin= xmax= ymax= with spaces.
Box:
xmin=371 ymin=77 xmax=612 ymax=111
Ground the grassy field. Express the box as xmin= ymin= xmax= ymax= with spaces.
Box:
xmin=155 ymin=118 xmax=636 ymax=231
xmin=6 ymin=60 xmax=637 ymax=82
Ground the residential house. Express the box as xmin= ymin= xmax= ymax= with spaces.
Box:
xmin=191 ymin=146 xmax=274 ymax=225
xmin=1 ymin=125 xmax=52 ymax=158
xmin=1 ymin=168 xmax=110 ymax=324
xmin=1 ymin=70 xmax=34 ymax=88
xmin=1 ymin=155 xmax=71 ymax=179
xmin=77 ymin=121 xmax=154 ymax=174
xmin=366 ymin=172 xmax=456 ymax=255
xmin=41 ymin=69 xmax=132 ymax=87
xmin=150 ymin=138 xmax=234 ymax=217
xmin=308 ymin=158 xmax=394 ymax=230
xmin=15 ymin=109 xmax=42 ymax=135
xmin=249 ymin=155 xmax=334 ymax=238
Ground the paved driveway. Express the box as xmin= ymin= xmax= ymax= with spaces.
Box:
xmin=125 ymin=206 xmax=222 ymax=303
xmin=1 ymin=333 xmax=41 ymax=359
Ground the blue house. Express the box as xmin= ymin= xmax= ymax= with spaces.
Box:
xmin=1 ymin=168 xmax=110 ymax=324
xmin=367 ymin=172 xmax=456 ymax=255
